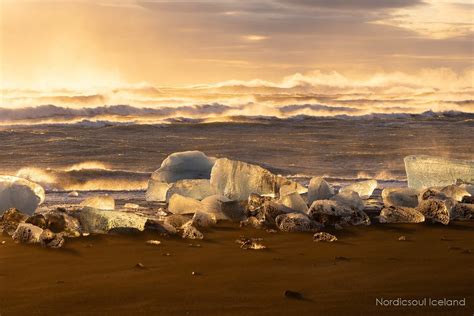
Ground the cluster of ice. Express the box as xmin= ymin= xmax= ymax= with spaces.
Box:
xmin=0 ymin=176 xmax=45 ymax=215
xmin=404 ymin=155 xmax=474 ymax=189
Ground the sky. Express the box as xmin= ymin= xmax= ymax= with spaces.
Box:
xmin=0 ymin=0 xmax=473 ymax=121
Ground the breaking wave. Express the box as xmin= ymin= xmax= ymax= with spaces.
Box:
xmin=16 ymin=162 xmax=150 ymax=191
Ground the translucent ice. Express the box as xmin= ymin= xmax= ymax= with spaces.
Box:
xmin=201 ymin=195 xmax=244 ymax=221
xmin=168 ymin=194 xmax=203 ymax=215
xmin=379 ymin=206 xmax=425 ymax=223
xmin=381 ymin=188 xmax=419 ymax=208
xmin=340 ymin=180 xmax=377 ymax=199
xmin=278 ymin=192 xmax=308 ymax=213
xmin=80 ymin=195 xmax=115 ymax=210
xmin=0 ymin=176 xmax=45 ymax=215
xmin=151 ymin=151 xmax=215 ymax=183
xmin=166 ymin=179 xmax=215 ymax=201
xmin=330 ymin=190 xmax=364 ymax=211
xmin=76 ymin=207 xmax=147 ymax=234
xmin=404 ymin=155 xmax=474 ymax=189
xmin=307 ymin=177 xmax=334 ymax=204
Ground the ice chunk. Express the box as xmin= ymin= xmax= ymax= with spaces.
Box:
xmin=151 ymin=151 xmax=215 ymax=183
xmin=307 ymin=177 xmax=334 ymax=204
xmin=210 ymin=158 xmax=301 ymax=200
xmin=416 ymin=198 xmax=454 ymax=225
xmin=0 ymin=208 xmax=29 ymax=236
xmin=275 ymin=212 xmax=318 ymax=232
xmin=313 ymin=232 xmax=337 ymax=242
xmin=12 ymin=223 xmax=43 ymax=244
xmin=279 ymin=182 xmax=307 ymax=197
xmin=381 ymin=188 xmax=419 ymax=208
xmin=168 ymin=194 xmax=203 ymax=215
xmin=451 ymin=203 xmax=474 ymax=221
xmin=181 ymin=221 xmax=204 ymax=240
xmin=0 ymin=176 xmax=45 ymax=215
xmin=330 ymin=190 xmax=364 ymax=211
xmin=379 ymin=206 xmax=425 ymax=223
xmin=192 ymin=211 xmax=217 ymax=228
xmin=340 ymin=180 xmax=377 ymax=199
xmin=278 ymin=192 xmax=308 ymax=213
xmin=80 ymin=195 xmax=115 ymax=210
xmin=201 ymin=195 xmax=244 ymax=221
xmin=75 ymin=207 xmax=147 ymax=234
xmin=441 ymin=185 xmax=471 ymax=202
xmin=146 ymin=180 xmax=171 ymax=202
xmin=124 ymin=203 xmax=140 ymax=209
xmin=166 ymin=179 xmax=215 ymax=201
xmin=308 ymin=199 xmax=370 ymax=226
xmin=404 ymin=155 xmax=474 ymax=189
xmin=461 ymin=184 xmax=474 ymax=195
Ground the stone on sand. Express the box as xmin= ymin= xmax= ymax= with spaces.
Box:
xmin=75 ymin=207 xmax=147 ymax=234
xmin=381 ymin=188 xmax=419 ymax=208
xmin=379 ymin=206 xmax=425 ymax=223
xmin=404 ymin=155 xmax=474 ymax=189
xmin=80 ymin=195 xmax=115 ymax=210
xmin=340 ymin=179 xmax=377 ymax=199
xmin=210 ymin=158 xmax=303 ymax=201
xmin=0 ymin=175 xmax=45 ymax=215
xmin=307 ymin=177 xmax=334 ymax=204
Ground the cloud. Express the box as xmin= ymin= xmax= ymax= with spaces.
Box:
xmin=279 ymin=0 xmax=422 ymax=10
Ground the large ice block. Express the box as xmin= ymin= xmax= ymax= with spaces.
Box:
xmin=0 ymin=176 xmax=45 ymax=215
xmin=404 ymin=155 xmax=474 ymax=189
xmin=165 ymin=179 xmax=215 ymax=201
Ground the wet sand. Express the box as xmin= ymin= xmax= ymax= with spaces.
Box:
xmin=1 ymin=222 xmax=473 ymax=316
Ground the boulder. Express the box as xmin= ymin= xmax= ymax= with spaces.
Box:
xmin=381 ymin=188 xmax=419 ymax=208
xmin=404 ymin=155 xmax=474 ymax=189
xmin=75 ymin=207 xmax=147 ymax=234
xmin=168 ymin=194 xmax=203 ymax=215
xmin=307 ymin=177 xmax=334 ymax=204
xmin=275 ymin=212 xmax=319 ymax=232
xmin=0 ymin=176 xmax=45 ymax=215
xmin=151 ymin=151 xmax=215 ymax=183
xmin=340 ymin=180 xmax=377 ymax=199
xmin=379 ymin=206 xmax=425 ymax=223
xmin=441 ymin=185 xmax=471 ymax=202
xmin=145 ymin=180 xmax=171 ymax=202
xmin=210 ymin=158 xmax=303 ymax=201
xmin=80 ymin=195 xmax=115 ymax=210
xmin=166 ymin=179 xmax=215 ymax=201
xmin=12 ymin=223 xmax=43 ymax=244
xmin=0 ymin=208 xmax=29 ymax=236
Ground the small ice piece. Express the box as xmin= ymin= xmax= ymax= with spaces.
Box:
xmin=416 ymin=198 xmax=454 ymax=225
xmin=340 ymin=180 xmax=377 ymax=199
xmin=166 ymin=179 xmax=215 ymax=201
xmin=168 ymin=194 xmax=203 ymax=215
xmin=441 ymin=185 xmax=471 ymax=202
xmin=404 ymin=155 xmax=474 ymax=189
xmin=330 ymin=190 xmax=364 ymax=211
xmin=80 ymin=195 xmax=115 ymax=210
xmin=39 ymin=229 xmax=65 ymax=248
xmin=75 ymin=207 xmax=147 ymax=234
xmin=12 ymin=223 xmax=43 ymax=244
xmin=275 ymin=212 xmax=317 ymax=232
xmin=124 ymin=203 xmax=140 ymax=209
xmin=192 ymin=211 xmax=217 ymax=228
xmin=451 ymin=203 xmax=474 ymax=221
xmin=181 ymin=221 xmax=204 ymax=240
xmin=146 ymin=240 xmax=161 ymax=245
xmin=201 ymin=195 xmax=244 ymax=221
xmin=68 ymin=191 xmax=79 ymax=197
xmin=0 ymin=176 xmax=45 ymax=215
xmin=0 ymin=208 xmax=29 ymax=236
xmin=278 ymin=192 xmax=308 ymax=213
xmin=313 ymin=232 xmax=337 ymax=242
xmin=307 ymin=177 xmax=334 ymax=204
xmin=151 ymin=151 xmax=216 ymax=183
xmin=145 ymin=180 xmax=171 ymax=202
xmin=210 ymin=158 xmax=303 ymax=200
xmin=381 ymin=188 xmax=419 ymax=208
xmin=379 ymin=206 xmax=425 ymax=223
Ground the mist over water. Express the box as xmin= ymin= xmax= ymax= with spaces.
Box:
xmin=0 ymin=113 xmax=472 ymax=195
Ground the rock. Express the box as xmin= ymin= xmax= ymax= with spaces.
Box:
xmin=379 ymin=206 xmax=425 ymax=223
xmin=80 ymin=195 xmax=115 ymax=210
xmin=0 ymin=176 xmax=45 ymax=215
xmin=191 ymin=211 xmax=217 ymax=228
xmin=441 ymin=185 xmax=471 ymax=202
xmin=278 ymin=192 xmax=308 ymax=213
xmin=145 ymin=180 xmax=171 ymax=202
xmin=416 ymin=199 xmax=454 ymax=225
xmin=39 ymin=229 xmax=65 ymax=248
xmin=307 ymin=177 xmax=334 ymax=204
xmin=12 ymin=223 xmax=43 ymax=244
xmin=124 ymin=203 xmax=140 ymax=209
xmin=75 ymin=207 xmax=147 ymax=234
xmin=210 ymin=158 xmax=302 ymax=201
xmin=165 ymin=179 xmax=215 ymax=202
xmin=150 ymin=151 xmax=216 ymax=183
xmin=235 ymin=237 xmax=266 ymax=250
xmin=201 ymin=195 xmax=245 ymax=221
xmin=0 ymin=208 xmax=29 ymax=236
xmin=168 ymin=194 xmax=203 ymax=215
xmin=340 ymin=180 xmax=377 ymax=199
xmin=451 ymin=203 xmax=474 ymax=221
xmin=181 ymin=221 xmax=204 ymax=240
xmin=313 ymin=232 xmax=337 ymax=242
xmin=144 ymin=219 xmax=178 ymax=235
xmin=308 ymin=200 xmax=370 ymax=226
xmin=404 ymin=155 xmax=474 ymax=189
xmin=275 ymin=212 xmax=319 ymax=232
xmin=330 ymin=191 xmax=364 ymax=211
xmin=381 ymin=188 xmax=419 ymax=208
